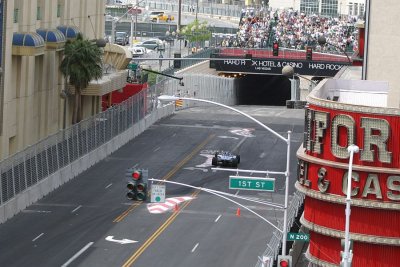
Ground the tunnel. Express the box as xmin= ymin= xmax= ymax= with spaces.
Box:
xmin=235 ymin=74 xmax=291 ymax=106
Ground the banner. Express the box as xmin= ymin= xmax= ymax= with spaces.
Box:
xmin=213 ymin=57 xmax=348 ymax=77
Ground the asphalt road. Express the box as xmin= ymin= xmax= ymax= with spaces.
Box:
xmin=0 ymin=105 xmax=304 ymax=267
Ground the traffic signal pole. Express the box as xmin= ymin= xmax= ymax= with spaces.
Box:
xmin=148 ymin=178 xmax=283 ymax=232
xmin=157 ymin=96 xmax=292 ymax=257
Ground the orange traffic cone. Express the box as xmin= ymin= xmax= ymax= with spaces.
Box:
xmin=236 ymin=207 xmax=241 ymax=217
xmin=174 ymin=203 xmax=179 ymax=212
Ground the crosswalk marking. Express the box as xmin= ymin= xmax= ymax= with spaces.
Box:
xmin=147 ymin=196 xmax=194 ymax=214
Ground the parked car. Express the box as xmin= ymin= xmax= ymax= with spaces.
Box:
xmin=148 ymin=11 xmax=174 ymax=22
xmin=115 ymin=31 xmax=129 ymax=46
xmin=134 ymin=39 xmax=161 ymax=50
xmin=129 ymin=46 xmax=147 ymax=57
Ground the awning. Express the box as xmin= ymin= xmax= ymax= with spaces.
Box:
xmin=56 ymin=25 xmax=81 ymax=40
xmin=36 ymin=28 xmax=66 ymax=50
xmin=12 ymin=32 xmax=45 ymax=56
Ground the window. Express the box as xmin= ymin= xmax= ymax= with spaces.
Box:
xmin=37 ymin=6 xmax=42 ymax=20
xmin=13 ymin=9 xmax=19 ymax=23
xmin=57 ymin=4 xmax=62 ymax=17
xmin=348 ymin=2 xmax=354 ymax=15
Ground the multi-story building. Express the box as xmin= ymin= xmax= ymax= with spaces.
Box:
xmin=297 ymin=1 xmax=400 ymax=266
xmin=0 ymin=0 xmax=129 ymax=160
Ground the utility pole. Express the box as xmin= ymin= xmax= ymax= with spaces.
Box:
xmin=178 ymin=0 xmax=182 ymax=32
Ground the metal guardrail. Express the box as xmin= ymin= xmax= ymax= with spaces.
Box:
xmin=0 ymin=89 xmax=154 ymax=206
xmin=255 ymin=191 xmax=305 ymax=267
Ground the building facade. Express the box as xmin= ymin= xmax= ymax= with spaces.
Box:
xmin=0 ymin=0 xmax=130 ymax=160
xmin=297 ymin=77 xmax=400 ymax=266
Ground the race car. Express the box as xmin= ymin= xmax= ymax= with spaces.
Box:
xmin=211 ymin=151 xmax=240 ymax=167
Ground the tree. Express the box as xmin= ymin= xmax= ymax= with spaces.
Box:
xmin=180 ymin=20 xmax=211 ymax=48
xmin=60 ymin=34 xmax=103 ymax=124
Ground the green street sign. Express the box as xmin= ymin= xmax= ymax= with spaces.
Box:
xmin=128 ymin=63 xmax=138 ymax=71
xmin=287 ymin=232 xmax=310 ymax=242
xmin=229 ymin=176 xmax=275 ymax=191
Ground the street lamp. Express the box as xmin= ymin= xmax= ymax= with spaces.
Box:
xmin=165 ymin=30 xmax=175 ymax=68
xmin=282 ymin=65 xmax=318 ymax=109
xmin=158 ymin=95 xmax=292 ymax=258
xmin=317 ymin=36 xmax=352 ymax=64
xmin=343 ymin=144 xmax=359 ymax=267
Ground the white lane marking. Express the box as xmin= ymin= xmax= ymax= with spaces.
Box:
xmin=22 ymin=210 xmax=51 ymax=213
xmin=105 ymin=183 xmax=112 ymax=189
xmin=61 ymin=242 xmax=94 ymax=267
xmin=218 ymin=136 xmax=239 ymax=139
xmin=191 ymin=243 xmax=199 ymax=253
xmin=154 ymin=147 xmax=160 ymax=152
xmin=235 ymin=190 xmax=240 ymax=196
xmin=71 ymin=205 xmax=82 ymax=213
xmin=215 ymin=215 xmax=222 ymax=222
xmin=105 ymin=236 xmax=138 ymax=244
xmin=172 ymin=133 xmax=177 ymax=137
xmin=32 ymin=233 xmax=44 ymax=242
xmin=259 ymin=152 xmax=266 ymax=158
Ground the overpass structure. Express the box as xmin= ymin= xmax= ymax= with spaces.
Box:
xmin=211 ymin=47 xmax=353 ymax=77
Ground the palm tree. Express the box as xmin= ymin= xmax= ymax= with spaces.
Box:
xmin=60 ymin=33 xmax=103 ymax=124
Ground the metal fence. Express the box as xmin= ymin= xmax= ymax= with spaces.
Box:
xmin=146 ymin=1 xmax=242 ymax=19
xmin=0 ymin=87 xmax=176 ymax=222
xmin=255 ymin=191 xmax=305 ymax=267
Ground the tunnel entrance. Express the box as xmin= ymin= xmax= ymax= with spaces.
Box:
xmin=236 ymin=74 xmax=291 ymax=106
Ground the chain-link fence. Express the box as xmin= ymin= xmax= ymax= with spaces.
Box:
xmin=0 ymin=88 xmax=175 ymax=223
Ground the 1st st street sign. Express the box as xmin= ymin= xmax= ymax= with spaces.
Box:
xmin=229 ymin=176 xmax=275 ymax=192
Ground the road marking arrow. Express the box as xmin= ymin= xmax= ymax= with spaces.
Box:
xmin=105 ymin=236 xmax=138 ymax=244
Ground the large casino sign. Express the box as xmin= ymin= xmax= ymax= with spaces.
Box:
xmin=298 ymin=105 xmax=400 ymax=204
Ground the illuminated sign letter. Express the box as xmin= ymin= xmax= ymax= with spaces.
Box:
xmin=342 ymin=171 xmax=359 ymax=197
xmin=387 ymin=176 xmax=400 ymax=201
xmin=331 ymin=114 xmax=355 ymax=159
xmin=360 ymin=118 xmax=392 ymax=163
xmin=317 ymin=167 xmax=329 ymax=193
xmin=312 ymin=111 xmax=329 ymax=154
xmin=362 ymin=174 xmax=382 ymax=199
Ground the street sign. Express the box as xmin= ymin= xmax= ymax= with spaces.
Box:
xmin=287 ymin=232 xmax=310 ymax=242
xmin=229 ymin=176 xmax=275 ymax=191
xmin=151 ymin=184 xmax=166 ymax=203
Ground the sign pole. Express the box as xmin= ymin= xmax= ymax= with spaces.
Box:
xmin=282 ymin=131 xmax=291 ymax=256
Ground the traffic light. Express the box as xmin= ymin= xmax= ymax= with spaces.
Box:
xmin=277 ymin=255 xmax=292 ymax=267
xmin=273 ymin=41 xmax=279 ymax=56
xmin=306 ymin=46 xmax=313 ymax=60
xmin=126 ymin=168 xmax=148 ymax=201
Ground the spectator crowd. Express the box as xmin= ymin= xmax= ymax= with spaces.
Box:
xmin=220 ymin=7 xmax=359 ymax=54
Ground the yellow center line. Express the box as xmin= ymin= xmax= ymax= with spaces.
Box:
xmin=122 ymin=190 xmax=201 ymax=267
xmin=112 ymin=134 xmax=215 ymax=222
xmin=113 ymin=203 xmax=141 ymax=223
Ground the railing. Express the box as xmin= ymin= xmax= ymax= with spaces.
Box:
xmin=216 ymin=47 xmax=352 ymax=63
xmin=160 ymin=47 xmax=215 ymax=76
xmin=145 ymin=1 xmax=242 ymax=19
xmin=255 ymin=191 xmax=305 ymax=266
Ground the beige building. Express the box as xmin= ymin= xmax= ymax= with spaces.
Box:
xmin=0 ymin=0 xmax=130 ymax=160
xmin=364 ymin=0 xmax=400 ymax=107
